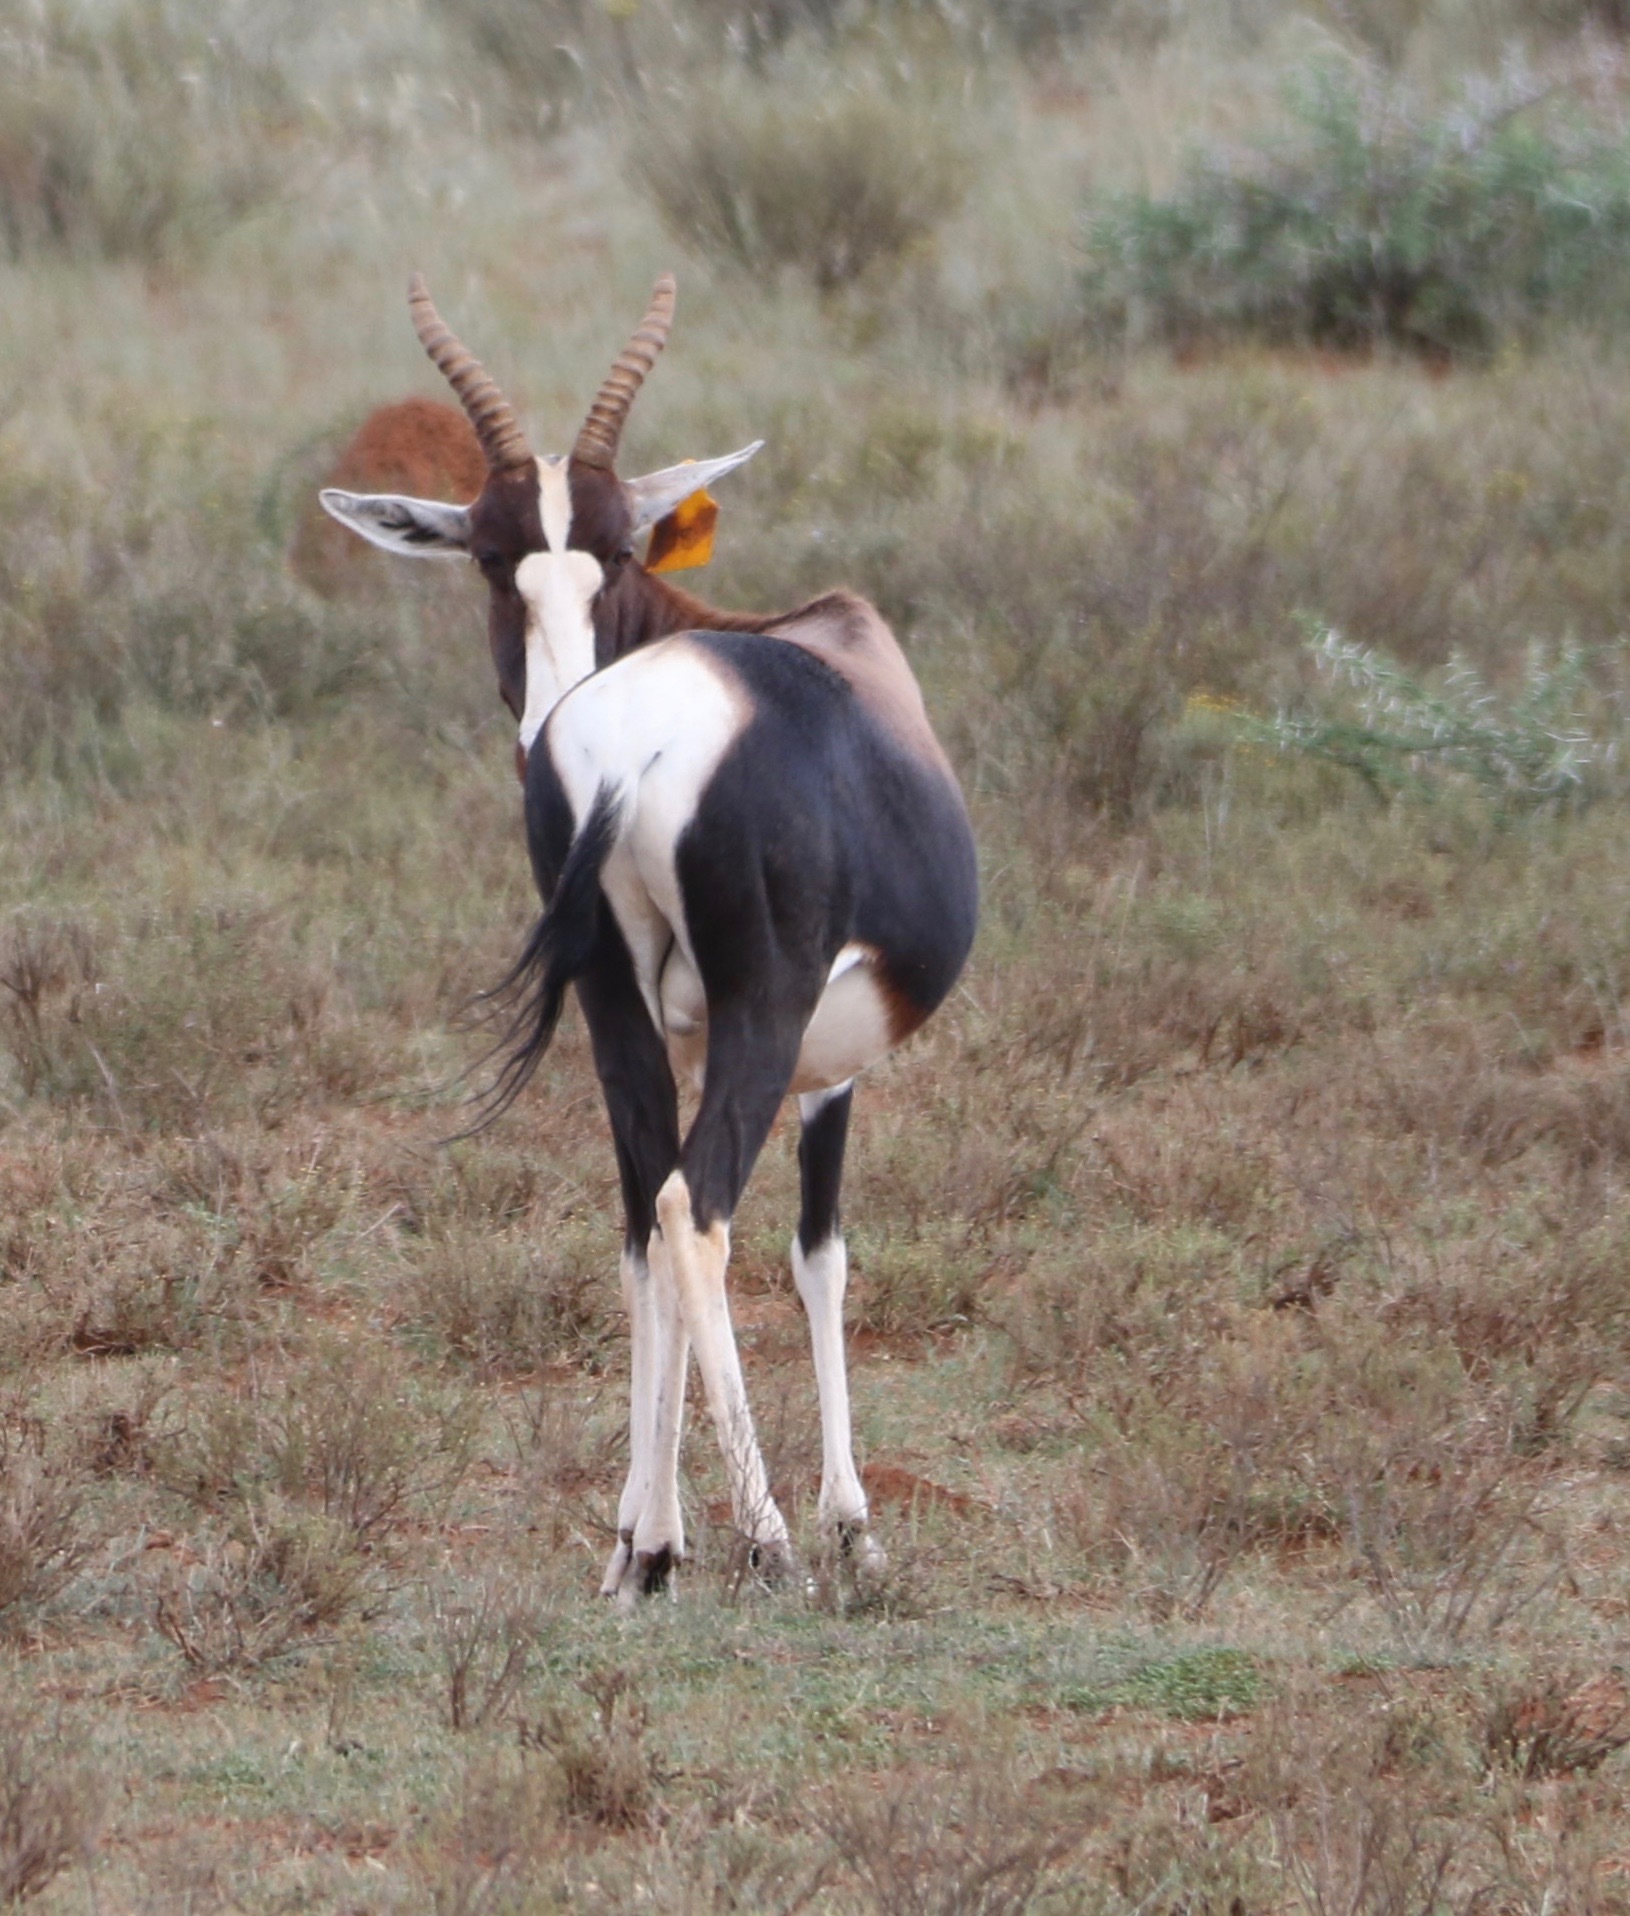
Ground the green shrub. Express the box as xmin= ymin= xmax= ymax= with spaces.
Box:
xmin=1255 ymin=625 xmax=1615 ymax=814
xmin=630 ymin=51 xmax=977 ymax=290
xmin=1084 ymin=60 xmax=1630 ymax=358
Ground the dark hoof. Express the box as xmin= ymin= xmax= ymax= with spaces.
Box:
xmin=744 ymin=1537 xmax=804 ymax=1592
xmin=835 ymin=1522 xmax=888 ymax=1590
xmin=634 ymin=1545 xmax=676 ymax=1597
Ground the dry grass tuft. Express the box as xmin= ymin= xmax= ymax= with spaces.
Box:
xmin=1245 ymin=1698 xmax=1467 ymax=1916
xmin=151 ymin=1501 xmax=374 ymax=1673
xmin=518 ymin=1668 xmax=666 ymax=1833
xmin=410 ymin=1752 xmax=559 ymax=1916
xmin=1276 ymin=1787 xmax=1458 ymax=1916
xmin=0 ymin=1702 xmax=103 ymax=1905
xmin=79 ymin=1372 xmax=173 ymax=1479
xmin=266 ymin=1341 xmax=478 ymax=1539
xmin=0 ymin=917 xmax=96 ymax=1100
xmin=156 ymin=1340 xmax=477 ymax=1540
xmin=0 ymin=1417 xmax=89 ymax=1633
xmin=1482 ymin=1669 xmax=1630 ymax=1781
xmin=818 ymin=1761 xmax=1077 ymax=1916
xmin=631 ymin=49 xmax=978 ymax=291
xmin=1317 ymin=1400 xmax=1570 ymax=1656
xmin=403 ymin=1221 xmax=610 ymax=1376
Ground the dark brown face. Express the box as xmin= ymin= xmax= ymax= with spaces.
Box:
xmin=466 ymin=459 xmax=636 ymax=720
xmin=561 ymin=460 xmax=636 ymax=563
xmin=332 ymin=268 xmax=686 ymax=727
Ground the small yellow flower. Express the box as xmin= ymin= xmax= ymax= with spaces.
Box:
xmin=1183 ymin=690 xmax=1249 ymax=719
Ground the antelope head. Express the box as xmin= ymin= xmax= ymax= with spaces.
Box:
xmin=320 ymin=274 xmax=761 ymax=751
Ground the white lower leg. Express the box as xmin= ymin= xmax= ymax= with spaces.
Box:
xmin=633 ymin=1224 xmax=689 ymax=1564
xmin=619 ymin=1248 xmax=656 ymax=1530
xmin=656 ymin=1170 xmax=788 ymax=1548
xmin=791 ymin=1233 xmax=869 ymax=1534
xmin=600 ymin=1244 xmax=657 ymax=1595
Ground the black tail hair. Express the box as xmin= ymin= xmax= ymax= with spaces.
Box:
xmin=452 ymin=783 xmax=622 ymax=1138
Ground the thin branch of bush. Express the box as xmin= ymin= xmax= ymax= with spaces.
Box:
xmin=422 ymin=1571 xmax=545 ymax=1734
xmin=1343 ymin=1470 xmax=1571 ymax=1659
xmin=1248 ymin=624 xmax=1615 ymax=814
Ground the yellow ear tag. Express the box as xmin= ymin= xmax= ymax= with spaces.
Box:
xmin=646 ymin=488 xmax=719 ymax=573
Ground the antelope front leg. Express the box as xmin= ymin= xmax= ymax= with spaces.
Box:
xmin=655 ymin=1170 xmax=793 ymax=1576
xmin=794 ymin=1085 xmax=884 ymax=1580
xmin=791 ymin=1232 xmax=884 ymax=1581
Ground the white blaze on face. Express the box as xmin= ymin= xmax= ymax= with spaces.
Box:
xmin=516 ymin=455 xmax=603 ymax=754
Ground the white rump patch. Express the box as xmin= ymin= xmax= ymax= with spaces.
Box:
xmin=657 ymin=940 xmax=895 ymax=1095
xmin=542 ymin=639 xmax=748 ymax=1042
xmin=540 ymin=642 xmax=903 ymax=1096
xmin=792 ymin=945 xmax=896 ymax=1093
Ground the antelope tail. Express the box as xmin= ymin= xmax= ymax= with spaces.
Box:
xmin=456 ymin=784 xmax=623 ymax=1135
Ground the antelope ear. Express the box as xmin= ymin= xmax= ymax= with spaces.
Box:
xmin=319 ymin=489 xmax=472 ymax=557
xmin=623 ymin=441 xmax=763 ymax=532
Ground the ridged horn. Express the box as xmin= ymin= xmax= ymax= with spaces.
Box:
xmin=572 ymin=273 xmax=677 ymax=471
xmin=408 ymin=273 xmax=533 ymax=473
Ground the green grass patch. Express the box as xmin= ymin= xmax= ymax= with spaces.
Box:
xmin=1118 ymin=1647 xmax=1265 ymax=1720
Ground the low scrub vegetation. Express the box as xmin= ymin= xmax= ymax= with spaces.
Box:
xmin=151 ymin=1504 xmax=374 ymax=1674
xmin=1085 ymin=57 xmax=1630 ymax=358
xmin=0 ymin=1703 xmax=103 ymax=1905
xmin=0 ymin=0 xmax=298 ymax=264
xmin=0 ymin=1427 xmax=89 ymax=1634
xmin=630 ymin=50 xmax=979 ymax=290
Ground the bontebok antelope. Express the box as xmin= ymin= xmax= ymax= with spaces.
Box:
xmin=321 ymin=276 xmax=978 ymax=1601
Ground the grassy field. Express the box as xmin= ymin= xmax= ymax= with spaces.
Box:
xmin=7 ymin=2 xmax=1630 ymax=1908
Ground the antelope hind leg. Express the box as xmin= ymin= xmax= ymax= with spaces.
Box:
xmin=655 ymin=1170 xmax=795 ymax=1575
